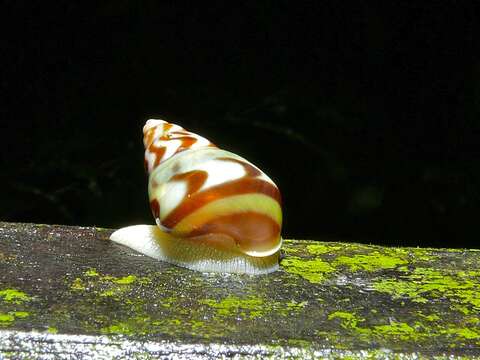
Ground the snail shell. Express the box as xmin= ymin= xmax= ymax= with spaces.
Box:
xmin=110 ymin=119 xmax=282 ymax=274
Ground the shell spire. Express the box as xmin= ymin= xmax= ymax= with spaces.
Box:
xmin=143 ymin=119 xmax=216 ymax=173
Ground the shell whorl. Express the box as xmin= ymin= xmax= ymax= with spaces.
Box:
xmin=143 ymin=119 xmax=282 ymax=257
xmin=143 ymin=119 xmax=216 ymax=172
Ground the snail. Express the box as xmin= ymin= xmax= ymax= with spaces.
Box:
xmin=110 ymin=119 xmax=282 ymax=274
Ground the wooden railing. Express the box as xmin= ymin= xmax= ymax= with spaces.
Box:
xmin=0 ymin=222 xmax=479 ymax=359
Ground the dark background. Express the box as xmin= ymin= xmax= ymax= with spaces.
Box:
xmin=2 ymin=2 xmax=479 ymax=248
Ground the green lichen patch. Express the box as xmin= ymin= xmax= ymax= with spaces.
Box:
xmin=62 ymin=264 xmax=313 ymax=340
xmin=408 ymin=247 xmax=441 ymax=262
xmin=0 ymin=289 xmax=31 ymax=304
xmin=0 ymin=311 xmax=30 ymax=327
xmin=84 ymin=268 xmax=100 ymax=277
xmin=372 ymin=321 xmax=418 ymax=341
xmin=200 ymin=295 xmax=307 ymax=320
xmin=333 ymin=251 xmax=407 ymax=272
xmin=281 ymin=241 xmax=450 ymax=286
xmin=328 ymin=311 xmax=364 ymax=330
xmin=101 ymin=323 xmax=133 ymax=336
xmin=100 ymin=318 xmax=149 ymax=336
xmin=321 ymin=265 xmax=480 ymax=347
xmin=282 ymin=239 xmax=307 ymax=255
xmin=63 ymin=269 xmax=230 ymax=338
xmin=114 ymin=275 xmax=137 ymax=285
xmin=201 ymin=296 xmax=264 ymax=318
xmin=11 ymin=311 xmax=29 ymax=318
xmin=0 ymin=288 xmax=33 ymax=328
xmin=65 ymin=271 xmax=156 ymax=335
xmin=158 ymin=296 xmax=176 ymax=308
xmin=325 ymin=310 xmax=473 ymax=344
xmin=0 ymin=313 xmax=15 ymax=326
xmin=282 ymin=246 xmax=300 ymax=255
xmin=373 ymin=267 xmax=480 ymax=313
xmin=286 ymin=300 xmax=308 ymax=311
xmin=418 ymin=313 xmax=440 ymax=322
xmin=70 ymin=278 xmax=86 ymax=291
xmin=68 ymin=270 xmax=146 ymax=301
xmin=441 ymin=327 xmax=480 ymax=340
xmin=281 ymin=256 xmax=335 ymax=284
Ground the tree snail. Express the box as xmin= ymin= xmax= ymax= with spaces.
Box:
xmin=110 ymin=119 xmax=283 ymax=274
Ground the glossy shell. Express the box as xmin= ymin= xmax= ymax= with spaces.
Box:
xmin=143 ymin=119 xmax=282 ymax=257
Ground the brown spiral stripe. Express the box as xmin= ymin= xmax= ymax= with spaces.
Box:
xmin=143 ymin=119 xmax=282 ymax=255
xmin=162 ymin=176 xmax=280 ymax=229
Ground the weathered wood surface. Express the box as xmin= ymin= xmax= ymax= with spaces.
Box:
xmin=0 ymin=222 xmax=479 ymax=359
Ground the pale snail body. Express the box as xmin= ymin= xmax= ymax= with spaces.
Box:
xmin=110 ymin=119 xmax=283 ymax=274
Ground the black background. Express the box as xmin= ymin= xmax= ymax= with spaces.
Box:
xmin=2 ymin=2 xmax=479 ymax=248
